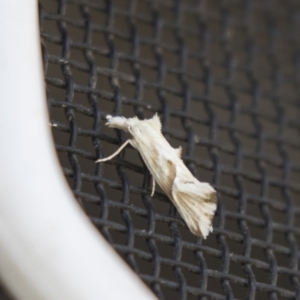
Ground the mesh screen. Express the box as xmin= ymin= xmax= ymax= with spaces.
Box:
xmin=3 ymin=0 xmax=297 ymax=299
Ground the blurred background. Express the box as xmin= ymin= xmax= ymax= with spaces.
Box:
xmin=2 ymin=0 xmax=300 ymax=299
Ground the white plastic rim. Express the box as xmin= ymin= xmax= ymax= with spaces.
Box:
xmin=0 ymin=1 xmax=156 ymax=300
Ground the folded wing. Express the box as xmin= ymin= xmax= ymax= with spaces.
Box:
xmin=171 ymin=174 xmax=217 ymax=238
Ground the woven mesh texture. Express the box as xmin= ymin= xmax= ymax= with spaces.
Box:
xmin=36 ymin=0 xmax=300 ymax=299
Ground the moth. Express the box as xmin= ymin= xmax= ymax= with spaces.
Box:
xmin=96 ymin=114 xmax=217 ymax=238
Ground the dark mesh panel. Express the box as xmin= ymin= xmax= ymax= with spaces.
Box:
xmin=31 ymin=0 xmax=300 ymax=299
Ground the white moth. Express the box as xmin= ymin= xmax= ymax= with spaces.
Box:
xmin=96 ymin=114 xmax=217 ymax=238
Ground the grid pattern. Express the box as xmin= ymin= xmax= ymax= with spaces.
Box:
xmin=37 ymin=0 xmax=300 ymax=299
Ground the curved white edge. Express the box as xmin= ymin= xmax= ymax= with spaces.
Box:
xmin=0 ymin=1 xmax=156 ymax=300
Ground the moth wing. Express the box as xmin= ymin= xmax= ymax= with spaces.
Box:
xmin=175 ymin=146 xmax=182 ymax=158
xmin=144 ymin=113 xmax=161 ymax=132
xmin=171 ymin=176 xmax=217 ymax=238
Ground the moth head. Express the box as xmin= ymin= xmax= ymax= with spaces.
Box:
xmin=105 ymin=115 xmax=139 ymax=133
xmin=106 ymin=114 xmax=161 ymax=137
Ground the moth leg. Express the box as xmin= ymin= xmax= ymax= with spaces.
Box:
xmin=95 ymin=139 xmax=132 ymax=163
xmin=150 ymin=176 xmax=155 ymax=197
